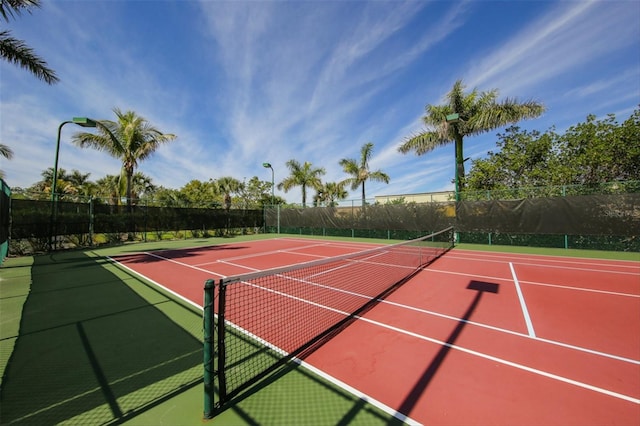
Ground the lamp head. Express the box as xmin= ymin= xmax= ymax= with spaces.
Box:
xmin=72 ymin=117 xmax=97 ymax=128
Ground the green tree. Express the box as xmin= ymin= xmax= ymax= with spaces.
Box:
xmin=465 ymin=108 xmax=640 ymax=194
xmin=339 ymin=142 xmax=389 ymax=209
xmin=129 ymin=172 xmax=156 ymax=204
xmin=558 ymin=110 xmax=640 ymax=185
xmin=179 ymin=179 xmax=220 ymax=208
xmin=95 ymin=174 xmax=121 ymax=205
xmin=465 ymin=127 xmax=561 ymax=192
xmin=243 ymin=176 xmax=273 ymax=208
xmin=314 ymin=181 xmax=348 ymax=207
xmin=277 ymin=160 xmax=326 ymax=207
xmin=72 ymin=108 xmax=176 ymax=211
xmin=31 ymin=167 xmax=71 ymax=197
xmin=152 ymin=186 xmax=188 ymax=207
xmin=215 ymin=176 xmax=244 ymax=211
xmin=65 ymin=170 xmax=96 ymax=201
xmin=398 ymin=79 xmax=545 ymax=195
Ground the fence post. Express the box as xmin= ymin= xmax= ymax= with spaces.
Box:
xmin=89 ymin=196 xmax=94 ymax=246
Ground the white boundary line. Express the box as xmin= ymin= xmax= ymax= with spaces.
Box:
xmin=106 ymin=256 xmax=205 ymax=311
xmin=446 ymin=253 xmax=640 ymax=275
xmin=510 ymin=262 xmax=536 ymax=338
xmin=450 ymin=249 xmax=640 ymax=269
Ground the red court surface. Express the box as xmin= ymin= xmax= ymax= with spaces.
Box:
xmin=111 ymin=237 xmax=640 ymax=425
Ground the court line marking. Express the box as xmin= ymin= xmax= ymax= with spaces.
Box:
xmin=519 ymin=279 xmax=640 ymax=298
xmin=106 ymin=256 xmax=205 ymax=311
xmin=378 ymin=296 xmax=640 ymax=365
xmin=450 ymin=250 xmax=640 ymax=270
xmin=193 ymin=241 xmax=336 ymax=267
xmin=445 ymin=253 xmax=640 ymax=275
xmin=240 ymin=280 xmax=640 ymax=406
xmin=510 ymin=262 xmax=536 ymax=338
xmin=143 ymin=251 xmax=227 ymax=277
xmin=424 ymin=268 xmax=640 ymax=299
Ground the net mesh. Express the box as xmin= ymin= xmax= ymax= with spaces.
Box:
xmin=209 ymin=226 xmax=454 ymax=409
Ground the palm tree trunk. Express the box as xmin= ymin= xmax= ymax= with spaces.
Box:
xmin=126 ymin=171 xmax=134 ymax=213
xmin=455 ymin=135 xmax=464 ymax=200
xmin=302 ymin=185 xmax=306 ymax=208
xmin=361 ymin=182 xmax=366 ymax=210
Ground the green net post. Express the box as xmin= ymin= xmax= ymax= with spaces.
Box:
xmin=203 ymin=279 xmax=215 ymax=419
xmin=0 ymin=179 xmax=10 ymax=264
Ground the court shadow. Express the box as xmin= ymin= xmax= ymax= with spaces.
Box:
xmin=397 ymin=280 xmax=500 ymax=417
xmin=0 ymin=250 xmax=203 ymax=424
xmin=218 ymin=356 xmax=407 ymax=425
xmin=113 ymin=244 xmax=247 ymax=263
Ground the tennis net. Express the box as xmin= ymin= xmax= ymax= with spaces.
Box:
xmin=203 ymin=226 xmax=454 ymax=417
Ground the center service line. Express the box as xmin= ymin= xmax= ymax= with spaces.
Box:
xmin=510 ymin=262 xmax=536 ymax=338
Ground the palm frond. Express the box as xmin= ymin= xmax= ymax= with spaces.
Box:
xmin=0 ymin=30 xmax=58 ymax=84
xmin=0 ymin=143 xmax=14 ymax=159
xmin=0 ymin=0 xmax=40 ymax=23
xmin=398 ymin=131 xmax=450 ymax=155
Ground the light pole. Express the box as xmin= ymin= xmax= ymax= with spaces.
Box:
xmin=446 ymin=113 xmax=461 ymax=201
xmin=50 ymin=117 xmax=97 ymax=250
xmin=262 ymin=162 xmax=274 ymax=205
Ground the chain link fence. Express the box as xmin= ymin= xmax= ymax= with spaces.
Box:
xmin=265 ymin=181 xmax=640 ymax=252
xmin=8 ymin=195 xmax=264 ymax=254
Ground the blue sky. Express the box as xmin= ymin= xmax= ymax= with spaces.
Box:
xmin=1 ymin=0 xmax=638 ymax=203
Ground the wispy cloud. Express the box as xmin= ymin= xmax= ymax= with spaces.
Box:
xmin=466 ymin=1 xmax=638 ymax=96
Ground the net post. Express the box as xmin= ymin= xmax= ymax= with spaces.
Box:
xmin=216 ymin=279 xmax=228 ymax=405
xmin=203 ymin=279 xmax=216 ymax=419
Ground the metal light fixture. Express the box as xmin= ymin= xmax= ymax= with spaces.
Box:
xmin=262 ymin=162 xmax=274 ymax=205
xmin=50 ymin=117 xmax=97 ymax=250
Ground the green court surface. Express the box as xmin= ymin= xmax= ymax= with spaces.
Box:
xmin=0 ymin=235 xmax=637 ymax=425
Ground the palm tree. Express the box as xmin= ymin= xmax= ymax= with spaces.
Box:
xmin=72 ymin=108 xmax=176 ymax=211
xmin=66 ymin=170 xmax=94 ymax=200
xmin=0 ymin=143 xmax=14 ymax=179
xmin=0 ymin=0 xmax=59 ymax=84
xmin=130 ymin=172 xmax=156 ymax=205
xmin=314 ymin=181 xmax=348 ymax=207
xmin=96 ymin=175 xmax=121 ymax=206
xmin=215 ymin=176 xmax=244 ymax=211
xmin=34 ymin=167 xmax=71 ymax=197
xmin=398 ymin=79 xmax=545 ymax=196
xmin=278 ymin=160 xmax=326 ymax=207
xmin=340 ymin=142 xmax=390 ymax=209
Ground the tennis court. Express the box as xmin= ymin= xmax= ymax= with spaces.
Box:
xmin=109 ymin=234 xmax=640 ymax=425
